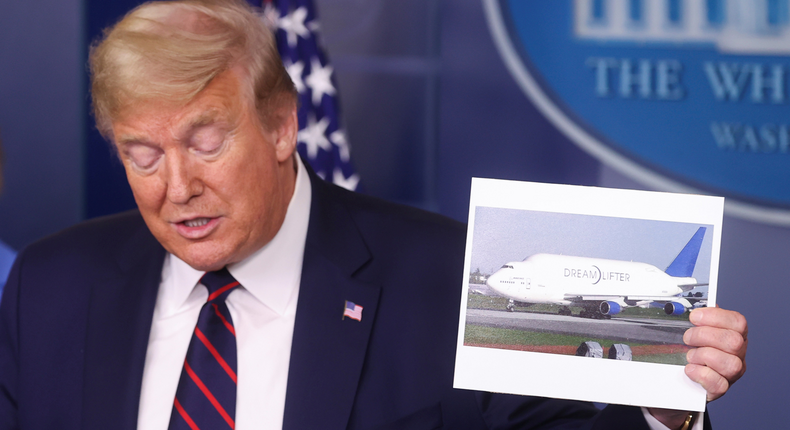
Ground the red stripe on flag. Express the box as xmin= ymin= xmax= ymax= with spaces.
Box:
xmin=195 ymin=327 xmax=237 ymax=383
xmin=184 ymin=361 xmax=236 ymax=429
xmin=207 ymin=281 xmax=240 ymax=302
xmin=174 ymin=397 xmax=201 ymax=430
xmin=212 ymin=303 xmax=236 ymax=336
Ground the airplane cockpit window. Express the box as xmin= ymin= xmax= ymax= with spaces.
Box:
xmin=500 ymin=264 xmax=515 ymax=269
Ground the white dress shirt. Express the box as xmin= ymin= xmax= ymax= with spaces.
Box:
xmin=137 ymin=157 xmax=311 ymax=430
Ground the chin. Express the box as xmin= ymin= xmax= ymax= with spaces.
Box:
xmin=184 ymin=259 xmax=227 ymax=273
xmin=173 ymin=244 xmax=234 ymax=272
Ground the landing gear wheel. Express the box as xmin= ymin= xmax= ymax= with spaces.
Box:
xmin=506 ymin=300 xmax=515 ymax=312
xmin=558 ymin=307 xmax=572 ymax=316
xmin=580 ymin=309 xmax=605 ymax=319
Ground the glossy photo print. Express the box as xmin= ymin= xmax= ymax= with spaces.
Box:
xmin=454 ymin=178 xmax=723 ymax=411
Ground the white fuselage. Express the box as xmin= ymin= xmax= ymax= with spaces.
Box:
xmin=486 ymin=253 xmax=693 ymax=307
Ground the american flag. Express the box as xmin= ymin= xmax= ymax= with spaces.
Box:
xmin=249 ymin=0 xmax=360 ymax=191
xmin=343 ymin=300 xmax=363 ymax=321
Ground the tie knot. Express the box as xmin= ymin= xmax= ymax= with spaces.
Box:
xmin=200 ymin=267 xmax=240 ymax=303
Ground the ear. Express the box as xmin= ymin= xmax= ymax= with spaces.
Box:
xmin=274 ymin=104 xmax=298 ymax=163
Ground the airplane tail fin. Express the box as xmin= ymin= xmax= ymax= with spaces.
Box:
xmin=665 ymin=227 xmax=707 ymax=278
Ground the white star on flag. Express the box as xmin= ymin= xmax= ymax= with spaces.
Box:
xmin=329 ymin=130 xmax=351 ymax=162
xmin=333 ymin=169 xmax=360 ymax=191
xmin=285 ymin=60 xmax=305 ymax=93
xmin=260 ymin=2 xmax=280 ymax=30
xmin=305 ymin=57 xmax=336 ymax=106
xmin=278 ymin=6 xmax=309 ymax=48
xmin=297 ymin=115 xmax=332 ymax=159
xmin=255 ymin=0 xmax=361 ymax=191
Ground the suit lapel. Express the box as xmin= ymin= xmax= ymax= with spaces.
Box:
xmin=283 ymin=172 xmax=381 ymax=430
xmin=82 ymin=221 xmax=165 ymax=430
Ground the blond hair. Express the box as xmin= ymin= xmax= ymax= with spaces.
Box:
xmin=89 ymin=0 xmax=295 ymax=141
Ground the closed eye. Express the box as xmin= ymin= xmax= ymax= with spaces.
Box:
xmin=189 ymin=124 xmax=229 ymax=157
xmin=124 ymin=143 xmax=163 ymax=173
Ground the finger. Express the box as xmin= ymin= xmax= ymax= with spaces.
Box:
xmin=689 ymin=308 xmax=748 ymax=339
xmin=687 ymin=346 xmax=746 ymax=383
xmin=685 ymin=363 xmax=730 ymax=402
xmin=683 ymin=325 xmax=747 ymax=356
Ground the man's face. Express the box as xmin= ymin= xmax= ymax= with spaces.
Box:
xmin=111 ymin=69 xmax=297 ymax=271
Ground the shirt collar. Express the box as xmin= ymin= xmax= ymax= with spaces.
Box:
xmin=165 ymin=156 xmax=312 ymax=315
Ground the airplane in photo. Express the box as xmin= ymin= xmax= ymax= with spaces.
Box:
xmin=485 ymin=227 xmax=708 ymax=318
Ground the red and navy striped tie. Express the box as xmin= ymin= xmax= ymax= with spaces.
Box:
xmin=169 ymin=268 xmax=240 ymax=430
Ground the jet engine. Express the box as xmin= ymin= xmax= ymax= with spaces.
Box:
xmin=664 ymin=301 xmax=688 ymax=315
xmin=599 ymin=301 xmax=623 ymax=315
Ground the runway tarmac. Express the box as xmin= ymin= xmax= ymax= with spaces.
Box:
xmin=465 ymin=308 xmax=691 ymax=344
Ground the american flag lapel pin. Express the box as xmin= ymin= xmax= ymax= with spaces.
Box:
xmin=343 ymin=300 xmax=363 ymax=322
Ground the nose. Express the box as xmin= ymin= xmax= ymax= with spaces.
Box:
xmin=164 ymin=150 xmax=203 ymax=204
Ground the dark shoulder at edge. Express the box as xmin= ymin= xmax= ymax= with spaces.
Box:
xmin=19 ymin=210 xmax=149 ymax=260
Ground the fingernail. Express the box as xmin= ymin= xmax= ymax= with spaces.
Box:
xmin=685 ymin=363 xmax=700 ymax=380
xmin=686 ymin=348 xmax=695 ymax=363
xmin=690 ymin=309 xmax=702 ymax=324
xmin=683 ymin=329 xmax=691 ymax=345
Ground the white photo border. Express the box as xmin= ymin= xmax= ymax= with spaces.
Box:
xmin=453 ymin=178 xmax=724 ymax=412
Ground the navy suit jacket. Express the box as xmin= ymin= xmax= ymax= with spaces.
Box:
xmin=0 ymin=168 xmax=701 ymax=429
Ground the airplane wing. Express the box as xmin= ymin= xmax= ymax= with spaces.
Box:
xmin=677 ymin=282 xmax=708 ymax=292
xmin=564 ymin=294 xmax=694 ymax=306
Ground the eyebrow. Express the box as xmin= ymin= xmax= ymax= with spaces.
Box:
xmin=115 ymin=134 xmax=148 ymax=147
xmin=180 ymin=108 xmax=238 ymax=141
xmin=115 ymin=108 xmax=229 ymax=147
xmin=187 ymin=109 xmax=223 ymax=130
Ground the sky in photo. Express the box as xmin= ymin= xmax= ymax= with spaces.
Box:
xmin=470 ymin=207 xmax=713 ymax=283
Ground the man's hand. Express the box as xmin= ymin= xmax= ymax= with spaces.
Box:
xmin=648 ymin=306 xmax=748 ymax=429
xmin=683 ymin=306 xmax=748 ymax=402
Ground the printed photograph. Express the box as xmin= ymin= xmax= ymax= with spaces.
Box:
xmin=464 ymin=208 xmax=713 ymax=366
xmin=453 ymin=178 xmax=724 ymax=411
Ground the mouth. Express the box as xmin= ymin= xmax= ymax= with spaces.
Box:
xmin=183 ymin=217 xmax=211 ymax=228
xmin=174 ymin=216 xmax=220 ymax=239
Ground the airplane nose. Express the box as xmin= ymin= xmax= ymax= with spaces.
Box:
xmin=486 ymin=271 xmax=503 ymax=292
